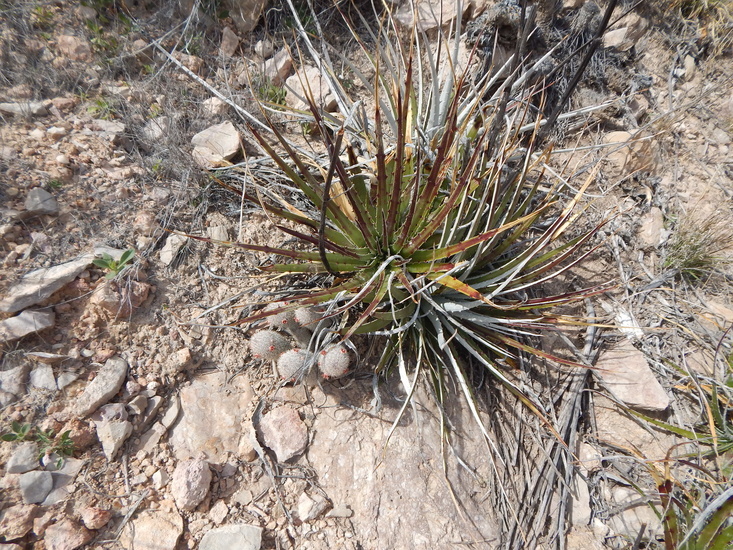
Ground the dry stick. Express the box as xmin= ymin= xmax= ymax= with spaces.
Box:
xmin=537 ymin=0 xmax=620 ymax=142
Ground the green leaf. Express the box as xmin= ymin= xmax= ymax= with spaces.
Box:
xmin=119 ymin=248 xmax=135 ymax=266
xmin=1 ymin=433 xmax=18 ymax=442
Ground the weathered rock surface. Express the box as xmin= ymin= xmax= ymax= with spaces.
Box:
xmin=0 ymin=101 xmax=48 ymax=116
xmin=259 ymin=406 xmax=308 ymax=462
xmin=57 ymin=35 xmax=93 ymax=62
xmin=44 ymin=518 xmax=93 ymax=550
xmin=95 ymin=420 xmax=133 ymax=460
xmin=297 ymin=492 xmax=329 ymax=522
xmin=224 ymin=0 xmax=267 ymax=33
xmin=24 ymin=187 xmax=59 ymax=216
xmin=0 ymin=504 xmax=38 ymax=540
xmin=171 ymin=459 xmax=212 ymax=511
xmin=120 ymin=508 xmax=183 ymax=550
xmin=168 ymin=372 xmax=254 ymax=462
xmin=0 ymin=310 xmax=56 ymax=342
xmin=394 ymin=0 xmax=470 ymax=31
xmin=219 ymin=26 xmax=239 ymax=57
xmin=0 ymin=364 xmax=30 ymax=405
xmin=191 ymin=121 xmax=240 ymax=169
xmin=199 ymin=523 xmax=262 ymax=550
xmin=0 ymin=254 xmax=93 ymax=313
xmin=159 ymin=234 xmax=188 ymax=266
xmin=595 ymin=341 xmax=670 ymax=411
xmin=42 ymin=458 xmax=85 ymax=506
xmin=30 ymin=364 xmax=57 ymax=390
xmin=74 ymin=356 xmax=129 ymax=417
xmin=80 ymin=507 xmax=112 ymax=530
xmin=262 ymin=48 xmax=292 ymax=86
xmin=6 ymin=441 xmax=40 ymax=473
xmin=19 ymin=470 xmax=53 ymax=504
xmin=305 ymin=383 xmax=498 ymax=548
xmin=285 ymin=66 xmax=336 ymax=112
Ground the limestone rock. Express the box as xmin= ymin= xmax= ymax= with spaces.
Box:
xmin=263 ymin=48 xmax=292 ymax=86
xmin=57 ymin=35 xmax=93 ymax=62
xmin=0 ymin=364 xmax=30 ymax=404
xmin=19 ymin=470 xmax=53 ymax=504
xmin=141 ymin=116 xmax=169 ymax=143
xmin=0 ymin=101 xmax=48 ymax=116
xmin=0 ymin=254 xmax=94 ymax=313
xmin=603 ymin=130 xmax=658 ymax=173
xmin=225 ymin=0 xmax=267 ymax=33
xmin=220 ymin=26 xmax=240 ymax=57
xmin=42 ymin=458 xmax=85 ymax=506
xmin=191 ymin=121 xmax=240 ymax=162
xmin=199 ymin=524 xmax=262 ymax=550
xmin=0 ymin=504 xmax=38 ymax=541
xmin=297 ymin=492 xmax=329 ymax=522
xmin=30 ymin=364 xmax=57 ymax=391
xmin=595 ymin=341 xmax=670 ymax=411
xmin=202 ymin=97 xmax=228 ymax=116
xmin=80 ymin=507 xmax=112 ymax=530
xmin=259 ymin=406 xmax=308 ymax=462
xmin=168 ymin=372 xmax=254 ymax=462
xmin=74 ymin=356 xmax=129 ymax=417
xmin=160 ymin=234 xmax=188 ymax=266
xmin=135 ymin=422 xmax=166 ymax=454
xmin=0 ymin=310 xmax=55 ymax=343
xmin=638 ymin=207 xmax=665 ymax=249
xmin=120 ymin=509 xmax=183 ymax=550
xmin=95 ymin=420 xmax=133 ymax=460
xmin=24 ymin=187 xmax=59 ymax=216
xmin=171 ymin=459 xmax=212 ymax=511
xmin=394 ymin=0 xmax=470 ymax=31
xmin=7 ymin=441 xmax=40 ymax=474
xmin=208 ymin=500 xmax=229 ymax=525
xmin=44 ymin=518 xmax=94 ymax=550
xmin=602 ymin=14 xmax=648 ymax=52
xmin=285 ymin=66 xmax=337 ymax=112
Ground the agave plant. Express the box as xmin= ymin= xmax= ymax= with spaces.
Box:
xmin=193 ymin=0 xmax=613 ymax=433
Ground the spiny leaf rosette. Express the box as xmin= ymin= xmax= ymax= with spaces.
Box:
xmin=208 ymin=5 xmax=609 ymax=429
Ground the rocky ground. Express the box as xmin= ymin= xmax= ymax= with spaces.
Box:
xmin=1 ymin=0 xmax=732 ymax=549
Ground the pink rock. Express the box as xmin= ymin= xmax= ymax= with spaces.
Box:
xmin=44 ymin=518 xmax=93 ymax=550
xmin=260 ymin=406 xmax=308 ymax=462
xmin=171 ymin=459 xmax=212 ymax=511
xmin=80 ymin=506 xmax=112 ymax=530
xmin=0 ymin=504 xmax=38 ymax=541
xmin=57 ymin=35 xmax=93 ymax=62
xmin=596 ymin=340 xmax=670 ymax=411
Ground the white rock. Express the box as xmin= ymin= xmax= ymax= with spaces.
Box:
xmin=171 ymin=459 xmax=212 ymax=511
xmin=152 ymin=468 xmax=169 ymax=489
xmin=202 ymin=97 xmax=228 ymax=116
xmin=92 ymin=119 xmax=125 ymax=134
xmin=394 ymin=0 xmax=470 ymax=31
xmin=208 ymin=500 xmax=229 ymax=525
xmin=595 ymin=340 xmax=670 ymax=411
xmin=25 ymin=187 xmax=59 ymax=216
xmin=57 ymin=372 xmax=80 ymax=390
xmin=120 ymin=509 xmax=183 ymax=550
xmin=46 ymin=126 xmax=68 ymax=141
xmin=0 ymin=102 xmax=48 ymax=116
xmin=297 ymin=492 xmax=329 ymax=522
xmin=141 ymin=117 xmax=169 ymax=143
xmin=95 ymin=420 xmax=132 ymax=461
xmin=207 ymin=224 xmax=229 ymax=242
xmin=219 ymin=26 xmax=240 ymax=57
xmin=168 ymin=372 xmax=254 ymax=462
xmin=74 ymin=357 xmax=129 ymax=417
xmin=19 ymin=471 xmax=53 ymax=504
xmin=160 ymin=395 xmax=181 ymax=429
xmin=326 ymin=503 xmax=353 ymax=518
xmin=0 ymin=310 xmax=55 ymax=343
xmin=159 ymin=234 xmax=188 ymax=266
xmin=6 ymin=442 xmax=40 ymax=474
xmin=638 ymin=207 xmax=665 ymax=249
xmin=0 ymin=364 xmax=30 ymax=402
xmin=191 ymin=121 xmax=240 ymax=160
xmin=263 ymin=48 xmax=292 ymax=86
xmin=285 ymin=66 xmax=337 ymax=112
xmin=30 ymin=364 xmax=57 ymax=391
xmin=0 ymin=254 xmax=93 ymax=313
xmin=135 ymin=422 xmax=167 ymax=454
xmin=254 ymin=39 xmax=273 ymax=58
xmin=602 ymin=14 xmax=648 ymax=51
xmin=198 ymin=524 xmax=262 ymax=550
xmin=127 ymin=394 xmax=148 ymax=416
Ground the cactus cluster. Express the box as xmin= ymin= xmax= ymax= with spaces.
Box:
xmin=248 ymin=303 xmax=352 ymax=381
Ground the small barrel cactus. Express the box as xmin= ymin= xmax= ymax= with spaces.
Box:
xmin=250 ymin=330 xmax=291 ymax=361
xmin=277 ymin=348 xmax=312 ymax=381
xmin=293 ymin=307 xmax=322 ymax=329
xmin=264 ymin=301 xmax=296 ymax=329
xmin=318 ymin=344 xmax=351 ymax=379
